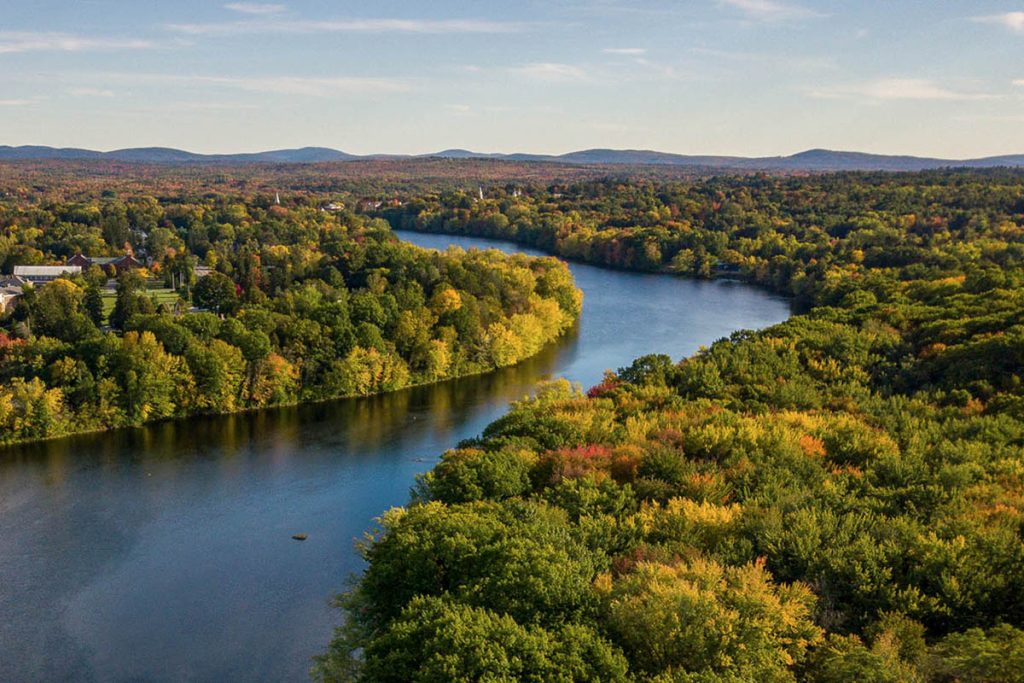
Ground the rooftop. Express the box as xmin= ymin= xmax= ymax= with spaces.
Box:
xmin=13 ymin=265 xmax=82 ymax=276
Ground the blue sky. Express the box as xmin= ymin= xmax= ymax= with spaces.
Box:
xmin=1 ymin=1 xmax=1023 ymax=157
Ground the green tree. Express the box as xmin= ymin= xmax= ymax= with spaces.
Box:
xmin=322 ymin=596 xmax=630 ymax=683
xmin=193 ymin=271 xmax=238 ymax=315
xmin=927 ymin=624 xmax=1024 ymax=683
xmin=353 ymin=501 xmax=599 ymax=631
xmin=418 ymin=448 xmax=534 ymax=504
xmin=84 ymin=285 xmax=105 ymax=327
xmin=112 ymin=331 xmax=181 ymax=424
xmin=109 ymin=270 xmax=154 ymax=330
xmin=30 ymin=278 xmax=93 ymax=341
xmin=603 ymin=558 xmax=821 ymax=681
xmin=100 ymin=200 xmax=130 ymax=248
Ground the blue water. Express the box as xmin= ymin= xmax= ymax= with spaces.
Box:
xmin=0 ymin=230 xmax=790 ymax=682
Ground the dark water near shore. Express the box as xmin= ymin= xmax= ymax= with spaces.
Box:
xmin=0 ymin=231 xmax=790 ymax=682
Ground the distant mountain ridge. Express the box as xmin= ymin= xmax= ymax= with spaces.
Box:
xmin=2 ymin=145 xmax=1023 ymax=171
xmin=0 ymin=145 xmax=358 ymax=164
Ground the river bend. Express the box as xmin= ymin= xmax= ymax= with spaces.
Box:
xmin=0 ymin=230 xmax=790 ymax=682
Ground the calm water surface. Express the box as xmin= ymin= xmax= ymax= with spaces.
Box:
xmin=0 ymin=230 xmax=790 ymax=682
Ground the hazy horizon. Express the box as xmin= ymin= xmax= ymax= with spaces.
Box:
xmin=4 ymin=142 xmax=1024 ymax=161
xmin=3 ymin=1 xmax=1024 ymax=158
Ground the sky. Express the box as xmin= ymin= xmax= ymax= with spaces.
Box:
xmin=1 ymin=0 xmax=1023 ymax=158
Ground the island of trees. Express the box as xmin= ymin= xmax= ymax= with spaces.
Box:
xmin=318 ymin=169 xmax=1024 ymax=681
xmin=0 ymin=193 xmax=581 ymax=445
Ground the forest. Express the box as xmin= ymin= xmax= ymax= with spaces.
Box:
xmin=381 ymin=169 xmax=1024 ymax=306
xmin=0 ymin=192 xmax=581 ymax=444
xmin=3 ymin=163 xmax=1023 ymax=679
xmin=317 ymin=169 xmax=1024 ymax=681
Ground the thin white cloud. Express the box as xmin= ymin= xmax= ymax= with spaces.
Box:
xmin=600 ymin=47 xmax=683 ymax=81
xmin=809 ymin=78 xmax=997 ymax=102
xmin=68 ymin=87 xmax=115 ymax=97
xmin=973 ymin=12 xmax=1024 ymax=33
xmin=510 ymin=62 xmax=589 ymax=83
xmin=690 ymin=46 xmax=836 ymax=72
xmin=225 ymin=2 xmax=286 ymax=15
xmin=485 ymin=54 xmax=684 ymax=87
xmin=718 ymin=0 xmax=824 ymax=21
xmin=100 ymin=72 xmax=411 ymax=97
xmin=222 ymin=75 xmax=411 ymax=95
xmin=167 ymin=18 xmax=524 ymax=37
xmin=0 ymin=32 xmax=154 ymax=54
xmin=134 ymin=102 xmax=262 ymax=113
xmin=0 ymin=98 xmax=34 ymax=106
xmin=630 ymin=57 xmax=686 ymax=81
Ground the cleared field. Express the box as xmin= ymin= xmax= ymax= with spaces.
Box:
xmin=100 ymin=286 xmax=181 ymax=318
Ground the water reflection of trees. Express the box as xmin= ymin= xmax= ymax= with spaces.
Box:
xmin=1 ymin=327 xmax=578 ymax=481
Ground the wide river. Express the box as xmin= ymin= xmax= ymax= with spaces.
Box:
xmin=0 ymin=230 xmax=790 ymax=682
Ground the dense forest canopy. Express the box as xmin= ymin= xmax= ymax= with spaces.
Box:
xmin=0 ymin=190 xmax=581 ymax=445
xmin=0 ymin=158 xmax=697 ymax=201
xmin=317 ymin=169 xmax=1024 ymax=681
xmin=382 ymin=169 xmax=1024 ymax=305
xmin=4 ymin=162 xmax=1024 ymax=679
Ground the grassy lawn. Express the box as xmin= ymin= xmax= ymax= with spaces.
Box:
xmin=148 ymin=288 xmax=181 ymax=307
xmin=100 ymin=284 xmax=182 ymax=319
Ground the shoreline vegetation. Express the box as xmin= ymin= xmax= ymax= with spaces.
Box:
xmin=378 ymin=169 xmax=1024 ymax=308
xmin=318 ymin=170 xmax=1024 ymax=681
xmin=3 ymin=163 xmax=1023 ymax=679
xmin=0 ymin=331 xmax=573 ymax=452
xmin=0 ymin=198 xmax=582 ymax=447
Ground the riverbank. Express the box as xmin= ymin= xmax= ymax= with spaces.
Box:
xmin=0 ymin=230 xmax=790 ymax=683
xmin=0 ymin=235 xmax=582 ymax=449
xmin=334 ymin=175 xmax=1024 ymax=681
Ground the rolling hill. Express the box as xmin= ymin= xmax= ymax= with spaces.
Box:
xmin=1 ymin=145 xmax=1022 ymax=171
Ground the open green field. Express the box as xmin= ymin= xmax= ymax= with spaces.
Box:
xmin=100 ymin=285 xmax=181 ymax=319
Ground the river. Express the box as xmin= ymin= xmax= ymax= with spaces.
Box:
xmin=0 ymin=230 xmax=790 ymax=682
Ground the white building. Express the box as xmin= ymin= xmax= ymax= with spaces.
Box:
xmin=0 ymin=285 xmax=23 ymax=313
xmin=12 ymin=265 xmax=82 ymax=283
